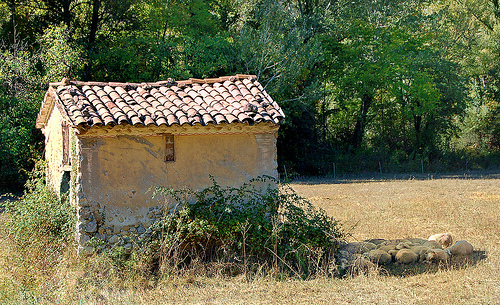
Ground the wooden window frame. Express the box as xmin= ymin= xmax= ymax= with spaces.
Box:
xmin=62 ymin=121 xmax=70 ymax=166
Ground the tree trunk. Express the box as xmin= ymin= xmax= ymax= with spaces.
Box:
xmin=412 ymin=99 xmax=423 ymax=150
xmin=88 ymin=0 xmax=100 ymax=49
xmin=62 ymin=0 xmax=72 ymax=29
xmin=351 ymin=93 xmax=372 ymax=148
xmin=413 ymin=114 xmax=421 ymax=134
xmin=84 ymin=0 xmax=101 ymax=80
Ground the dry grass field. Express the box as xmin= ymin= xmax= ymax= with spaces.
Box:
xmin=1 ymin=175 xmax=500 ymax=304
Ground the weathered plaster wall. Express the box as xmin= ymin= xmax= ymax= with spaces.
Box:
xmin=43 ymin=105 xmax=63 ymax=191
xmin=75 ymin=123 xmax=278 ymax=251
xmin=41 ymin=106 xmax=78 ymax=194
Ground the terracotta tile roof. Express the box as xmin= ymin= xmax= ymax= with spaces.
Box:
xmin=36 ymin=75 xmax=284 ymax=129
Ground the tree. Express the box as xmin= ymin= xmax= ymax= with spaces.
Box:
xmin=237 ymin=0 xmax=332 ymax=174
xmin=0 ymin=38 xmax=43 ymax=190
xmin=432 ymin=0 xmax=500 ymax=152
xmin=319 ymin=1 xmax=466 ymax=162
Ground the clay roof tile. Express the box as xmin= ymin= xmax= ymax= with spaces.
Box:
xmin=37 ymin=75 xmax=283 ymax=129
xmin=166 ymin=114 xmax=179 ymax=125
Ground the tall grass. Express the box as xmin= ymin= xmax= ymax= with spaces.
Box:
xmin=7 ymin=170 xmax=498 ymax=304
xmin=0 ymin=172 xmax=344 ymax=303
xmin=1 ymin=175 xmax=499 ymax=304
xmin=1 ymin=162 xmax=75 ymax=303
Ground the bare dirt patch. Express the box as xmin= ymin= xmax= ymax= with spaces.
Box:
xmin=291 ymin=177 xmax=500 ymax=242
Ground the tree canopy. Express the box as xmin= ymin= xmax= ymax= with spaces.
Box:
xmin=1 ymin=0 xmax=499 ymax=188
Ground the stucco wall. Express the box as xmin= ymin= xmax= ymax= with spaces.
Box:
xmin=42 ymin=106 xmax=77 ymax=194
xmin=75 ymin=123 xmax=279 ymax=251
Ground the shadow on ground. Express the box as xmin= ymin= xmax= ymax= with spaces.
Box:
xmin=378 ymin=250 xmax=488 ymax=277
xmin=290 ymin=170 xmax=500 ymax=185
xmin=0 ymin=195 xmax=17 ymax=213
xmin=339 ymin=238 xmax=489 ymax=278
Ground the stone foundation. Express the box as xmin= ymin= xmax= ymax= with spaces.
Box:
xmin=76 ymin=204 xmax=164 ymax=254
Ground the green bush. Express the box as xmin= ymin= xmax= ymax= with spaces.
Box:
xmin=4 ymin=162 xmax=75 ymax=249
xmin=1 ymin=161 xmax=76 ymax=294
xmin=149 ymin=176 xmax=344 ymax=278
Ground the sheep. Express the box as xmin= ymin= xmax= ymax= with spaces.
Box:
xmin=425 ymin=249 xmax=450 ymax=263
xmin=428 ymin=233 xmax=453 ymax=248
xmin=365 ymin=249 xmax=392 ymax=265
xmin=410 ymin=245 xmax=433 ymax=262
xmin=395 ymin=249 xmax=419 ymax=264
xmin=446 ymin=240 xmax=473 ymax=256
xmin=423 ymin=240 xmax=443 ymax=249
xmin=396 ymin=241 xmax=414 ymax=250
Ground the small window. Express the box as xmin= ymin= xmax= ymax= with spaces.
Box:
xmin=60 ymin=171 xmax=71 ymax=194
xmin=165 ymin=134 xmax=175 ymax=162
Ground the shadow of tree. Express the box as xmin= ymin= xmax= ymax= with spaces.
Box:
xmin=0 ymin=195 xmax=18 ymax=214
xmin=290 ymin=171 xmax=500 ymax=186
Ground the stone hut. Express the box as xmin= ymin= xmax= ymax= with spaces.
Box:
xmin=35 ymin=75 xmax=284 ymax=251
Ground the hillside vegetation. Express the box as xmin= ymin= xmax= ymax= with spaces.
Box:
xmin=2 ymin=0 xmax=500 ymax=189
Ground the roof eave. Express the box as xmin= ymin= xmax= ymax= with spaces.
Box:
xmin=36 ymin=86 xmax=74 ymax=129
xmin=35 ymin=88 xmax=56 ymax=129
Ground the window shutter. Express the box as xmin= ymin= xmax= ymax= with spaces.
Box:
xmin=62 ymin=121 xmax=70 ymax=165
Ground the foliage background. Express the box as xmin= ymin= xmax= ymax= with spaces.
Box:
xmin=1 ymin=0 xmax=500 ymax=189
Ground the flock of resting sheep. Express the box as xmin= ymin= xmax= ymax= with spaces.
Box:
xmin=339 ymin=233 xmax=474 ymax=272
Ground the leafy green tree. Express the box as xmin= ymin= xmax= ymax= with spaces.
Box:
xmin=237 ymin=0 xmax=331 ymax=173
xmin=432 ymin=0 xmax=500 ymax=153
xmin=384 ymin=26 xmax=466 ymax=157
xmin=0 ymin=39 xmax=43 ymax=190
xmin=320 ymin=3 xmax=466 ymax=165
xmin=39 ymin=25 xmax=84 ymax=82
xmin=1 ymin=0 xmax=500 ymax=183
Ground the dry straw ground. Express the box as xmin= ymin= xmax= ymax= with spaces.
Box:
xmin=1 ymin=174 xmax=499 ymax=304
